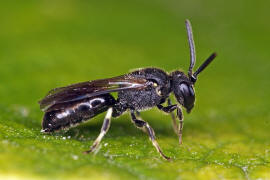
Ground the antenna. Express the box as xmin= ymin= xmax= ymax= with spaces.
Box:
xmin=185 ymin=19 xmax=196 ymax=78
xmin=191 ymin=53 xmax=217 ymax=83
xmin=185 ymin=19 xmax=217 ymax=83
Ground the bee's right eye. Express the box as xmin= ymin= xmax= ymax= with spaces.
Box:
xmin=179 ymin=83 xmax=195 ymax=112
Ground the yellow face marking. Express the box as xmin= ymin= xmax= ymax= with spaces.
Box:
xmin=152 ymin=82 xmax=161 ymax=96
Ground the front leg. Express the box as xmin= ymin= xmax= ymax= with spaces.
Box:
xmin=167 ymin=98 xmax=178 ymax=134
xmin=177 ymin=107 xmax=183 ymax=145
xmin=157 ymin=100 xmax=184 ymax=145
xmin=157 ymin=100 xmax=178 ymax=133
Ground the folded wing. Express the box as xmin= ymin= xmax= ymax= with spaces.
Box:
xmin=39 ymin=75 xmax=149 ymax=111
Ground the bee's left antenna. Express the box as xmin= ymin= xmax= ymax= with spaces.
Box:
xmin=185 ymin=19 xmax=217 ymax=83
xmin=185 ymin=19 xmax=196 ymax=78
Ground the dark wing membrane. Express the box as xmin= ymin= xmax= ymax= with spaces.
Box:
xmin=39 ymin=75 xmax=149 ymax=111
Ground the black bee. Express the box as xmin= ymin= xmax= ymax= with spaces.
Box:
xmin=39 ymin=20 xmax=217 ymax=160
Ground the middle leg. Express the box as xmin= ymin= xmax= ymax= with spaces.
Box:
xmin=130 ymin=110 xmax=171 ymax=160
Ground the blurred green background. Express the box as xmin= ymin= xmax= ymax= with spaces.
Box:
xmin=0 ymin=0 xmax=269 ymax=179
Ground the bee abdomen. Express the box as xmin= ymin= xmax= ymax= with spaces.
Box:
xmin=42 ymin=94 xmax=116 ymax=132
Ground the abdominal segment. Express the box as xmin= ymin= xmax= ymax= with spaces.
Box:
xmin=42 ymin=94 xmax=116 ymax=132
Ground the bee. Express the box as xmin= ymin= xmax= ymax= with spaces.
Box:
xmin=39 ymin=20 xmax=217 ymax=160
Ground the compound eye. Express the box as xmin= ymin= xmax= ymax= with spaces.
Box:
xmin=179 ymin=83 xmax=195 ymax=111
xmin=180 ymin=83 xmax=194 ymax=97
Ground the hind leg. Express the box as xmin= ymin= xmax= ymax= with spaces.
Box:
xmin=130 ymin=110 xmax=171 ymax=160
xmin=84 ymin=107 xmax=113 ymax=154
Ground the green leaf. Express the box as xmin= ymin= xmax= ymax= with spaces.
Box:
xmin=0 ymin=0 xmax=269 ymax=179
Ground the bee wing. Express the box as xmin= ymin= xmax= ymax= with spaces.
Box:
xmin=39 ymin=75 xmax=149 ymax=111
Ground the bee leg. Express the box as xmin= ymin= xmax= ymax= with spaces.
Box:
xmin=157 ymin=100 xmax=184 ymax=145
xmin=130 ymin=110 xmax=171 ymax=161
xmin=83 ymin=107 xmax=113 ymax=154
xmin=177 ymin=107 xmax=183 ymax=145
xmin=167 ymin=99 xmax=178 ymax=135
xmin=157 ymin=100 xmax=178 ymax=134
xmin=135 ymin=110 xmax=141 ymax=117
